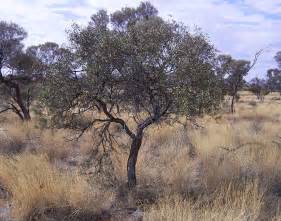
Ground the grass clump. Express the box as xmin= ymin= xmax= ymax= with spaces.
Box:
xmin=0 ymin=153 xmax=113 ymax=221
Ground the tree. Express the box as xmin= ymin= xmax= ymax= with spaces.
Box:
xmin=267 ymin=69 xmax=281 ymax=92
xmin=266 ymin=51 xmax=281 ymax=93
xmin=41 ymin=2 xmax=223 ymax=188
xmin=0 ymin=21 xmax=64 ymax=120
xmin=0 ymin=21 xmax=33 ymax=120
xmin=275 ymin=51 xmax=281 ymax=69
xmin=248 ymin=77 xmax=269 ymax=101
xmin=216 ymin=52 xmax=261 ymax=113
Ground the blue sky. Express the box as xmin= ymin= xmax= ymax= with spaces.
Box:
xmin=1 ymin=0 xmax=280 ymax=79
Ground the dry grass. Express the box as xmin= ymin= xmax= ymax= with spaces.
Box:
xmin=135 ymin=92 xmax=281 ymax=220
xmin=0 ymin=92 xmax=281 ymax=220
xmin=0 ymin=120 xmax=83 ymax=162
xmin=0 ymin=153 xmax=113 ymax=220
xmin=144 ymin=180 xmax=265 ymax=221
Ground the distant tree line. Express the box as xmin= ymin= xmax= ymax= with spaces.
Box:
xmin=0 ymin=1 xmax=280 ymax=187
xmin=244 ymin=53 xmax=281 ymax=101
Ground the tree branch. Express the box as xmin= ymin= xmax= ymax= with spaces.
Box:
xmin=0 ymin=107 xmax=12 ymax=114
xmin=248 ymin=49 xmax=263 ymax=71
xmin=96 ymin=99 xmax=136 ymax=139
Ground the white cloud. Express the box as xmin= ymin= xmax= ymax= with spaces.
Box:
xmin=0 ymin=0 xmax=280 ymax=78
xmin=148 ymin=0 xmax=281 ymax=78
xmin=244 ymin=0 xmax=281 ymax=14
xmin=0 ymin=0 xmax=74 ymax=45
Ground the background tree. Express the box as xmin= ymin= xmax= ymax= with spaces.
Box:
xmin=248 ymin=77 xmax=269 ymax=101
xmin=0 ymin=21 xmax=64 ymax=121
xmin=275 ymin=51 xmax=281 ymax=68
xmin=41 ymin=2 xmax=223 ymax=188
xmin=0 ymin=21 xmax=32 ymax=120
xmin=216 ymin=52 xmax=261 ymax=113
xmin=267 ymin=69 xmax=281 ymax=92
xmin=266 ymin=52 xmax=281 ymax=93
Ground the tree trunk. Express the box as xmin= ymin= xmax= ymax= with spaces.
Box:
xmin=230 ymin=95 xmax=235 ymax=113
xmin=127 ymin=132 xmax=143 ymax=188
xmin=0 ymin=75 xmax=31 ymax=120
xmin=19 ymin=104 xmax=31 ymax=121
xmin=14 ymin=85 xmax=31 ymax=121
xmin=18 ymin=102 xmax=31 ymax=121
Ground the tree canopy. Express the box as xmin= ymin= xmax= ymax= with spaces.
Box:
xmin=41 ymin=2 xmax=223 ymax=187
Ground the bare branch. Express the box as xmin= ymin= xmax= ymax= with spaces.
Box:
xmin=248 ymin=49 xmax=263 ymax=71
xmin=96 ymin=99 xmax=136 ymax=139
xmin=0 ymin=107 xmax=12 ymax=114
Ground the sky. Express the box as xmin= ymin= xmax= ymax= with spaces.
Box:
xmin=0 ymin=0 xmax=280 ymax=79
